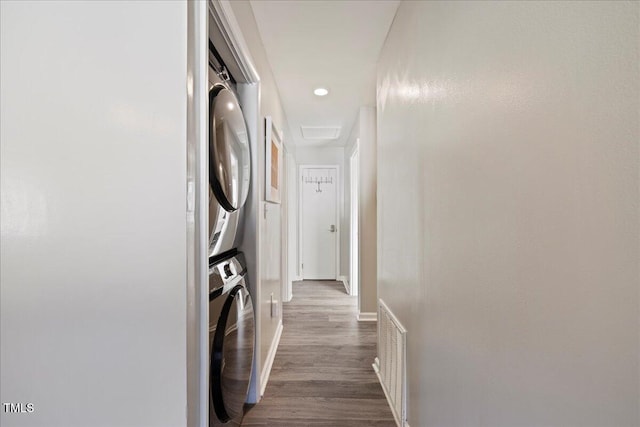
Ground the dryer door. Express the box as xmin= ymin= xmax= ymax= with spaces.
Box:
xmin=209 ymin=84 xmax=251 ymax=212
xmin=210 ymin=283 xmax=255 ymax=426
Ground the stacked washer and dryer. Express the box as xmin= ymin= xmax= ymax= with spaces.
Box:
xmin=207 ymin=57 xmax=254 ymax=426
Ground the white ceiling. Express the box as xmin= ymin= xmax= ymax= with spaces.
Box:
xmin=249 ymin=0 xmax=400 ymax=147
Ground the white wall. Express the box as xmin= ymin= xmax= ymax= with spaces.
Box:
xmin=377 ymin=1 xmax=639 ymax=426
xmin=286 ymin=150 xmax=299 ymax=293
xmin=0 ymin=2 xmax=188 ymax=426
xmin=296 ymin=146 xmax=346 ymax=167
xmin=344 ymin=107 xmax=377 ymax=314
xmin=344 ymin=123 xmax=360 ymax=285
xmin=229 ymin=0 xmax=291 ymax=399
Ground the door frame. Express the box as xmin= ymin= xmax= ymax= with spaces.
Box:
xmin=208 ymin=0 xmax=262 ymax=407
xmin=284 ymin=151 xmax=297 ymax=302
xmin=298 ymin=164 xmax=340 ymax=281
xmin=281 ymin=146 xmax=291 ymax=303
xmin=349 ymin=142 xmax=359 ymax=298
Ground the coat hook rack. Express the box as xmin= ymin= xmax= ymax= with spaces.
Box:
xmin=303 ymin=176 xmax=333 ymax=193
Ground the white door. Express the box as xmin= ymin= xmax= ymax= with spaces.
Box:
xmin=300 ymin=166 xmax=338 ymax=280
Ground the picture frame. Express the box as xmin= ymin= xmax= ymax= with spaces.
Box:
xmin=265 ymin=116 xmax=283 ymax=204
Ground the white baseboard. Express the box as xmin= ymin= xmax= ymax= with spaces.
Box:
xmin=293 ymin=275 xmax=303 ymax=281
xmin=357 ymin=311 xmax=377 ymax=322
xmin=338 ymin=275 xmax=350 ymax=294
xmin=373 ymin=357 xmax=404 ymax=427
xmin=284 ymin=281 xmax=293 ymax=303
xmin=259 ymin=319 xmax=282 ymax=396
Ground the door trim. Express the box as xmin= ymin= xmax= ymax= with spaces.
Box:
xmin=208 ymin=0 xmax=262 ymax=407
xmin=298 ymin=164 xmax=340 ymax=281
xmin=208 ymin=0 xmax=259 ymax=83
xmin=349 ymin=142 xmax=359 ymax=298
xmin=285 ymin=151 xmax=297 ymax=302
xmin=186 ymin=2 xmax=209 ymax=426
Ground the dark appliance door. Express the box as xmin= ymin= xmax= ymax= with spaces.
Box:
xmin=208 ymin=84 xmax=251 ymax=213
xmin=210 ymin=283 xmax=254 ymax=426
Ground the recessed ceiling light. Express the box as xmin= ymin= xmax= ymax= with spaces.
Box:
xmin=313 ymin=87 xmax=329 ymax=97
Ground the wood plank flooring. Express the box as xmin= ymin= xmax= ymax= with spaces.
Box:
xmin=241 ymin=280 xmax=395 ymax=427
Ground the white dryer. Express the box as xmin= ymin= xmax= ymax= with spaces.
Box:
xmin=208 ymin=67 xmax=251 ymax=257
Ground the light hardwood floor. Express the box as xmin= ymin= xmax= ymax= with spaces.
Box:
xmin=241 ymin=280 xmax=395 ymax=427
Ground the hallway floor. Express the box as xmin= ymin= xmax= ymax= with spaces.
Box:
xmin=241 ymin=280 xmax=395 ymax=426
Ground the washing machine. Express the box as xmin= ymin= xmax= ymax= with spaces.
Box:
xmin=208 ymin=65 xmax=251 ymax=258
xmin=209 ymin=252 xmax=254 ymax=427
xmin=208 ymin=54 xmax=254 ymax=426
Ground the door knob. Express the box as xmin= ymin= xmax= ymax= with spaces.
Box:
xmin=329 ymin=224 xmax=336 ymax=232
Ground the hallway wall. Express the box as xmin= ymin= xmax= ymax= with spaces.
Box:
xmin=229 ymin=0 xmax=292 ymax=400
xmin=344 ymin=107 xmax=378 ymax=314
xmin=1 ymin=2 xmax=189 ymax=426
xmin=377 ymin=1 xmax=639 ymax=426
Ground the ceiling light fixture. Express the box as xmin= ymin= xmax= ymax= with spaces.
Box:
xmin=313 ymin=87 xmax=329 ymax=97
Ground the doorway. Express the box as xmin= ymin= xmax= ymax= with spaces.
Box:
xmin=349 ymin=144 xmax=359 ymax=297
xmin=299 ymin=165 xmax=339 ymax=280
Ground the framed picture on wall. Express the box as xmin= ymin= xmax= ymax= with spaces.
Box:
xmin=265 ymin=116 xmax=283 ymax=204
